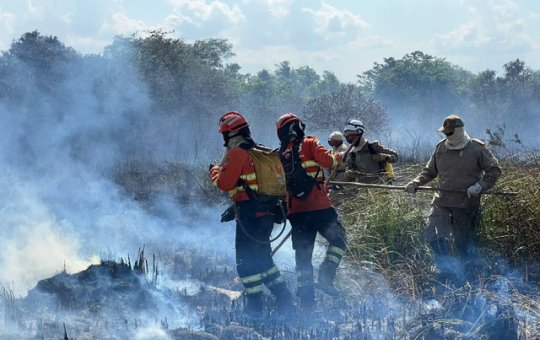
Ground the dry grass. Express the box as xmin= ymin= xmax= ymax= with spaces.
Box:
xmin=335 ymin=186 xmax=434 ymax=300
xmin=0 ymin=284 xmax=22 ymax=327
xmin=336 ymin=157 xmax=540 ymax=295
xmin=106 ymin=155 xmax=540 ymax=337
xmin=113 ymin=157 xmax=221 ymax=207
xmin=480 ymin=162 xmax=540 ymax=272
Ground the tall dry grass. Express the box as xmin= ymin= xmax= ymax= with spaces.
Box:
xmin=336 ymin=158 xmax=540 ymax=297
xmin=480 ymin=162 xmax=540 ymax=275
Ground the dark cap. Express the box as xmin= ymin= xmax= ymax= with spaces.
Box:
xmin=438 ymin=114 xmax=464 ymax=133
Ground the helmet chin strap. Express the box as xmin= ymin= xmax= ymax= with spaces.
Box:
xmin=223 ymin=128 xmax=254 ymax=148
xmin=288 ymin=124 xmax=297 ymax=137
xmin=354 ymin=133 xmax=364 ymax=146
xmin=222 ymin=131 xmax=239 ymax=147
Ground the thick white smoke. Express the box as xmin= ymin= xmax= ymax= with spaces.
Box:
xmin=0 ymin=39 xmax=233 ymax=300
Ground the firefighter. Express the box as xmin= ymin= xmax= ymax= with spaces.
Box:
xmin=276 ymin=113 xmax=347 ymax=311
xmin=327 ymin=131 xmax=348 ymax=182
xmin=405 ymin=114 xmax=502 ymax=284
xmin=210 ymin=111 xmax=294 ymax=317
xmin=343 ymin=120 xmax=398 ymax=183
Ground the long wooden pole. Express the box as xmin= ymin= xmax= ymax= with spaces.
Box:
xmin=329 ymin=180 xmax=517 ymax=196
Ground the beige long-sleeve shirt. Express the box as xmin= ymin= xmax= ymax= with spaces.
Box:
xmin=412 ymin=138 xmax=502 ymax=208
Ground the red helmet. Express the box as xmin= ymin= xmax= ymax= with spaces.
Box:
xmin=276 ymin=113 xmax=302 ymax=132
xmin=276 ymin=113 xmax=305 ymax=142
xmin=218 ymin=111 xmax=249 ymax=133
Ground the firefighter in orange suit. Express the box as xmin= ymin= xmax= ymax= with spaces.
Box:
xmin=209 ymin=111 xmax=294 ymax=317
xmin=276 ymin=113 xmax=347 ymax=311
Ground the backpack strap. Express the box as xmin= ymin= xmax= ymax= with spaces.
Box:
xmin=237 ymin=178 xmax=258 ymax=201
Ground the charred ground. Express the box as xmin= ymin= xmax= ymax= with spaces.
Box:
xmin=2 ymin=158 xmax=540 ymax=339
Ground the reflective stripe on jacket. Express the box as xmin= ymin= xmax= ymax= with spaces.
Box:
xmin=210 ymin=147 xmax=257 ymax=203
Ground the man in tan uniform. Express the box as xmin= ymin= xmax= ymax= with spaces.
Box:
xmin=343 ymin=120 xmax=398 ymax=184
xmin=405 ymin=115 xmax=502 ymax=283
xmin=327 ymin=131 xmax=348 ymax=181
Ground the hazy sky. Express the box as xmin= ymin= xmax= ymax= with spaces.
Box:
xmin=1 ymin=0 xmax=539 ymax=81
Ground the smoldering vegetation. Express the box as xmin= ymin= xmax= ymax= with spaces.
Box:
xmin=0 ymin=30 xmax=539 ymax=338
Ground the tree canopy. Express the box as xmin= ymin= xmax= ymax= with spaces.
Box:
xmin=1 ymin=31 xmax=539 ymax=158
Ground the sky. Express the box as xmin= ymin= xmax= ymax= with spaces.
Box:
xmin=0 ymin=0 xmax=539 ymax=81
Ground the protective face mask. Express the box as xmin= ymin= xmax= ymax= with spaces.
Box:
xmin=445 ymin=127 xmax=470 ymax=150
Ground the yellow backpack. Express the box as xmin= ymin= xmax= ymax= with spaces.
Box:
xmin=248 ymin=146 xmax=287 ymax=197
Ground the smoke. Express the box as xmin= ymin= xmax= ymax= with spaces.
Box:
xmin=377 ymin=95 xmax=540 ymax=162
xmin=134 ymin=327 xmax=171 ymax=340
xmin=1 ymin=33 xmax=537 ymax=338
xmin=0 ymin=36 xmax=234 ymax=302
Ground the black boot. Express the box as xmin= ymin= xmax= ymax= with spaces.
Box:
xmin=316 ymin=261 xmax=340 ymax=296
xmin=269 ymin=282 xmax=296 ymax=315
xmin=297 ymin=286 xmax=315 ymax=312
xmin=244 ymin=293 xmax=263 ymax=318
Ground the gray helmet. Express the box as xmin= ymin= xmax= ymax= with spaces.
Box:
xmin=328 ymin=131 xmax=344 ymax=141
xmin=343 ymin=119 xmax=365 ymax=134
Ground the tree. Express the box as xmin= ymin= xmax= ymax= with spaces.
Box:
xmin=318 ymin=71 xmax=341 ymax=95
xmin=302 ymin=84 xmax=388 ymax=132
xmin=2 ymin=31 xmax=81 ymax=102
xmin=359 ymin=51 xmax=473 ymax=119
xmin=104 ymin=30 xmax=239 ymax=118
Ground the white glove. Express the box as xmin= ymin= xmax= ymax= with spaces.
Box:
xmin=405 ymin=181 xmax=418 ymax=194
xmin=467 ymin=182 xmax=483 ymax=198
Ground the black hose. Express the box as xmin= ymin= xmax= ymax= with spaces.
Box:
xmin=237 ymin=216 xmax=288 ymax=244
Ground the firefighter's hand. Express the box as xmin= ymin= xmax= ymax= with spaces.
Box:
xmin=405 ymin=181 xmax=418 ymax=194
xmin=467 ymin=182 xmax=483 ymax=198
xmin=386 ymin=154 xmax=397 ymax=163
xmin=335 ymin=151 xmax=345 ymax=163
xmin=371 ymin=153 xmax=387 ymax=162
xmin=209 ymin=164 xmax=220 ymax=183
xmin=345 ymin=169 xmax=358 ymax=181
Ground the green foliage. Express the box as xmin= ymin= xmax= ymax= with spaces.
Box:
xmin=359 ymin=51 xmax=540 ymax=148
xmin=1 ymin=31 xmax=81 ymax=103
xmin=103 ymin=30 xmax=239 ymax=118
xmin=239 ymin=62 xmax=347 ymax=132
xmin=359 ymin=51 xmax=473 ymax=117
xmin=470 ymin=59 xmax=540 ymax=125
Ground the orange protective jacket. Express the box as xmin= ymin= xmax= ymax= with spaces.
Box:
xmin=284 ymin=136 xmax=340 ymax=215
xmin=210 ymin=147 xmax=257 ymax=203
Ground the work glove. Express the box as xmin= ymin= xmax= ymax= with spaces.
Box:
xmin=345 ymin=169 xmax=358 ymax=181
xmin=220 ymin=205 xmax=236 ymax=223
xmin=371 ymin=153 xmax=398 ymax=163
xmin=467 ymin=182 xmax=483 ymax=198
xmin=386 ymin=154 xmax=397 ymax=163
xmin=405 ymin=181 xmax=418 ymax=194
